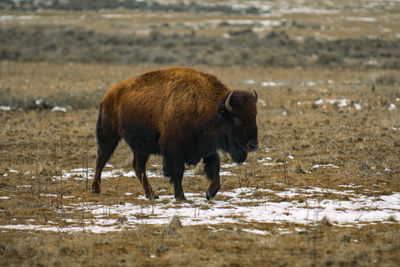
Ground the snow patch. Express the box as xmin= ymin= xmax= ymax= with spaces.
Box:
xmin=0 ymin=106 xmax=12 ymax=111
xmin=2 ymin=186 xmax=399 ymax=234
xmin=0 ymin=15 xmax=40 ymax=21
xmin=354 ymin=103 xmax=361 ymax=110
xmin=243 ymin=79 xmax=255 ymax=85
xmin=261 ymin=81 xmax=283 ymax=87
xmin=312 ymin=164 xmax=339 ymax=169
xmin=51 ymin=106 xmax=67 ymax=112
xmin=347 ymin=17 xmax=377 ymax=22
xmin=52 ymin=164 xmax=237 ymax=181
xmin=101 ymin=14 xmax=132 ymax=19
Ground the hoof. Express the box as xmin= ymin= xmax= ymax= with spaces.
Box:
xmin=147 ymin=194 xmax=159 ymax=200
xmin=92 ymin=184 xmax=100 ymax=194
xmin=206 ymin=188 xmax=219 ymax=200
xmin=175 ymin=195 xmax=186 ymax=201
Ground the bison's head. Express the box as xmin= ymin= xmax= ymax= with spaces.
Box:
xmin=218 ymin=90 xmax=258 ymax=163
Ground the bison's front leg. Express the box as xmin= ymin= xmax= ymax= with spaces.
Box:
xmin=203 ymin=153 xmax=221 ymax=200
xmin=162 ymin=151 xmax=186 ymax=201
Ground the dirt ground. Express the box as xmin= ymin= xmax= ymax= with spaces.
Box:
xmin=1 ymin=1 xmax=400 ymax=266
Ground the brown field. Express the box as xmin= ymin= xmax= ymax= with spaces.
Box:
xmin=1 ymin=1 xmax=400 ymax=266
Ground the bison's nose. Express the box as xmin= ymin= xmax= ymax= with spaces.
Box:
xmin=246 ymin=141 xmax=258 ymax=152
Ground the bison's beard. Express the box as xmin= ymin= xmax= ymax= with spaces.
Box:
xmin=229 ymin=150 xmax=247 ymax=164
xmin=226 ymin=139 xmax=248 ymax=163
xmin=220 ymin=133 xmax=248 ymax=164
xmin=229 ymin=146 xmax=248 ymax=163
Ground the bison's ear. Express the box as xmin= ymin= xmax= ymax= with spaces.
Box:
xmin=217 ymin=104 xmax=228 ymax=117
xmin=253 ymin=90 xmax=258 ymax=103
xmin=217 ymin=104 xmax=226 ymax=122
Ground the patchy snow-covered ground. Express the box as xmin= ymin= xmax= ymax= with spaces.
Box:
xmin=1 ymin=169 xmax=399 ymax=234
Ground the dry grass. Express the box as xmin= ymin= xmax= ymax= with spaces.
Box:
xmin=1 ymin=223 xmax=400 ymax=266
xmin=1 ymin=5 xmax=400 ymax=68
xmin=1 ymin=3 xmax=399 ymax=40
xmin=1 ymin=62 xmax=399 ymax=266
xmin=1 ymin=2 xmax=400 ymax=266
xmin=1 ymin=62 xmax=399 ymax=191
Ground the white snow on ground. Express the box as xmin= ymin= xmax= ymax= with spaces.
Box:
xmin=51 ymin=106 xmax=67 ymax=112
xmin=312 ymin=164 xmax=339 ymax=169
xmin=225 ymin=19 xmax=281 ymax=27
xmin=243 ymin=79 xmax=256 ymax=85
xmin=2 ymin=165 xmax=399 ymax=234
xmin=347 ymin=17 xmax=377 ymax=22
xmin=0 ymin=105 xmax=68 ymax=112
xmin=1 ymin=186 xmax=399 ymax=234
xmin=261 ymin=81 xmax=284 ymax=87
xmin=314 ymin=98 xmax=349 ymax=107
xmin=313 ymin=98 xmax=363 ymax=110
xmin=354 ymin=103 xmax=361 ymax=110
xmin=101 ymin=14 xmax=133 ymax=19
xmin=52 ymin=167 xmax=118 ymax=181
xmin=51 ymin=165 xmax=236 ymax=181
xmin=0 ymin=15 xmax=40 ymax=21
xmin=0 ymin=106 xmax=12 ymax=111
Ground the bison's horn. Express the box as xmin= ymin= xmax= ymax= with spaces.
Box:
xmin=253 ymin=90 xmax=258 ymax=102
xmin=225 ymin=91 xmax=234 ymax=112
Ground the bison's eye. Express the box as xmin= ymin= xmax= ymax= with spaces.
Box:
xmin=233 ymin=117 xmax=242 ymax=126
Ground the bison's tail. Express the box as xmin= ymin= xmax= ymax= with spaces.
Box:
xmin=96 ymin=104 xmax=119 ymax=146
xmin=95 ymin=104 xmax=121 ymax=160
xmin=95 ymin=104 xmax=106 ymax=144
xmin=95 ymin=105 xmax=103 ymax=142
xmin=92 ymin=105 xmax=121 ymax=193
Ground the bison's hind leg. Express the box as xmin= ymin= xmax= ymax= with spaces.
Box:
xmin=203 ymin=152 xmax=221 ymax=200
xmin=92 ymin=109 xmax=120 ymax=194
xmin=132 ymin=152 xmax=158 ymax=200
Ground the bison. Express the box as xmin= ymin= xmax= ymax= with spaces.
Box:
xmin=92 ymin=67 xmax=258 ymax=200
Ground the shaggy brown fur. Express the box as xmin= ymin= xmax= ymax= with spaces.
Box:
xmin=92 ymin=67 xmax=258 ymax=200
